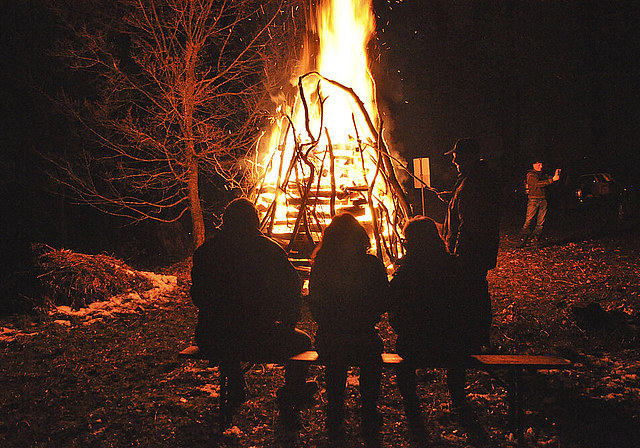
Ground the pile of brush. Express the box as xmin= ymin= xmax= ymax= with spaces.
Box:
xmin=35 ymin=245 xmax=154 ymax=310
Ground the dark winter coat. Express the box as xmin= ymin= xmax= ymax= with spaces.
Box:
xmin=190 ymin=227 xmax=301 ymax=356
xmin=389 ymin=248 xmax=459 ymax=361
xmin=442 ymin=159 xmax=501 ymax=274
xmin=526 ymin=169 xmax=554 ymax=199
xmin=307 ymin=253 xmax=388 ymax=362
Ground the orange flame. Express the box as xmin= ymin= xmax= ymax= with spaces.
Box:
xmin=253 ymin=0 xmax=407 ymax=265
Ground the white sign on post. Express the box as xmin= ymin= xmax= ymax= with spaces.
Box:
xmin=413 ymin=157 xmax=431 ymax=215
xmin=413 ymin=157 xmax=431 ymax=188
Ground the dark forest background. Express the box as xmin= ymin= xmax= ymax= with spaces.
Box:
xmin=2 ymin=0 xmax=639 ymax=266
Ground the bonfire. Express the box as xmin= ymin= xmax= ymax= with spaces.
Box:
xmin=251 ymin=0 xmax=411 ymax=269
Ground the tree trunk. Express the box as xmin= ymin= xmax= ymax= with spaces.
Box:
xmin=184 ymin=40 xmax=206 ymax=249
xmin=188 ymin=161 xmax=205 ymax=249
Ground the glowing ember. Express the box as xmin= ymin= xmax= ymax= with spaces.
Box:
xmin=252 ymin=0 xmax=409 ymax=266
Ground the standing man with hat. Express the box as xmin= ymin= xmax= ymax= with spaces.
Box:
xmin=434 ymin=137 xmax=501 ymax=407
xmin=519 ymin=160 xmax=561 ymax=247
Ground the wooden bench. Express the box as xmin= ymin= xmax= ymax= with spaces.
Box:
xmin=468 ymin=354 xmax=571 ymax=443
xmin=179 ymin=345 xmax=571 ymax=440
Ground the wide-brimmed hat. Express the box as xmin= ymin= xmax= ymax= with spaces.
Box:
xmin=444 ymin=138 xmax=480 ymax=156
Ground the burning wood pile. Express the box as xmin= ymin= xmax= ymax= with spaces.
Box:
xmin=251 ymin=0 xmax=410 ymax=269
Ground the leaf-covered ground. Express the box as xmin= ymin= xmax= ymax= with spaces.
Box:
xmin=1 ymin=222 xmax=639 ymax=447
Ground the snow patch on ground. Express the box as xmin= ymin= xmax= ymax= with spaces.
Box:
xmin=0 ymin=271 xmax=177 ymax=342
xmin=50 ymin=271 xmax=178 ymax=325
xmin=0 ymin=326 xmax=39 ymax=343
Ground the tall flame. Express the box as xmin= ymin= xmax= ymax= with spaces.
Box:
xmin=253 ymin=0 xmax=408 ymax=266
xmin=315 ymin=0 xmax=376 ymax=139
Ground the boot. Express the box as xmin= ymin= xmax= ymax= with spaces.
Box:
xmin=276 ymin=380 xmax=319 ymax=430
xmin=276 ymin=380 xmax=319 ymax=408
xmin=326 ymin=402 xmax=344 ymax=441
xmin=403 ymin=401 xmax=426 ymax=441
xmin=362 ymin=407 xmax=382 ymax=447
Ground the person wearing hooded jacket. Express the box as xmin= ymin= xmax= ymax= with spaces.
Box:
xmin=307 ymin=212 xmax=389 ymax=442
xmin=190 ymin=197 xmax=316 ymax=428
xmin=389 ymin=216 xmax=460 ymax=433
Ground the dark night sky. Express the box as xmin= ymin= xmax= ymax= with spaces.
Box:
xmin=1 ymin=0 xmax=639 ymax=256
xmin=372 ymin=0 xmax=640 ymax=187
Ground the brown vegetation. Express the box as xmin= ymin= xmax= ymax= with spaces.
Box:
xmin=35 ymin=246 xmax=154 ymax=310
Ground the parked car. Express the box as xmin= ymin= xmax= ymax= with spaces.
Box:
xmin=564 ymin=172 xmax=638 ymax=220
xmin=574 ymin=173 xmax=618 ymax=202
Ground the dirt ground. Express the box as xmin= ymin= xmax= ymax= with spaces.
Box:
xmin=1 ymin=219 xmax=639 ymax=447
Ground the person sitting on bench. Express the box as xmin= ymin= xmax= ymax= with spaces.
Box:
xmin=190 ymin=197 xmax=317 ymax=429
xmin=307 ymin=213 xmax=389 ymax=442
xmin=389 ymin=216 xmax=465 ymax=433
